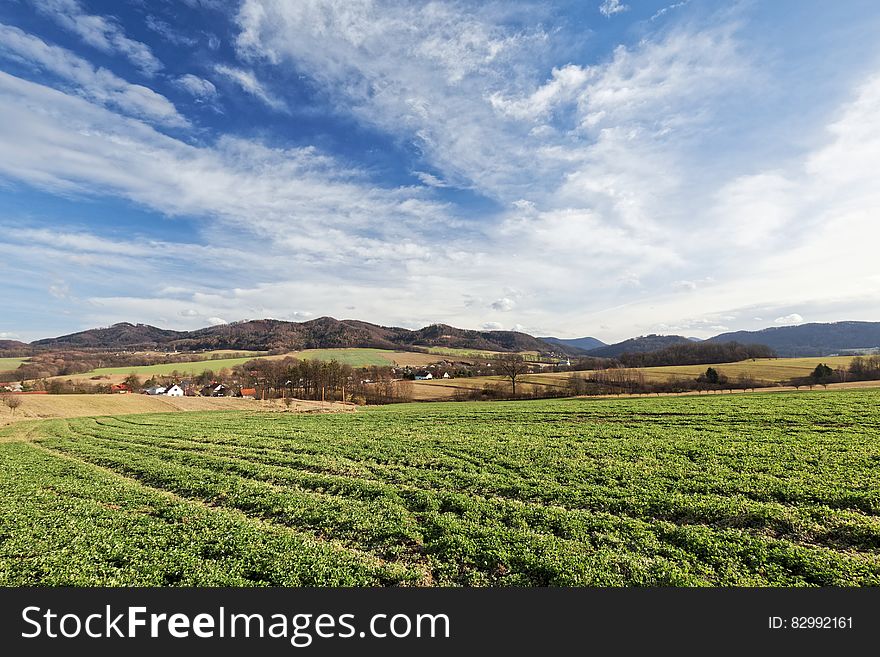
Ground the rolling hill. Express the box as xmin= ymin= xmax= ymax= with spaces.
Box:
xmin=539 ymin=336 xmax=606 ymax=353
xmin=707 ymin=321 xmax=880 ymax=357
xmin=586 ymin=334 xmax=692 ymax=358
xmin=0 ymin=339 xmax=30 ymax=355
xmin=26 ymin=318 xmax=577 ymax=355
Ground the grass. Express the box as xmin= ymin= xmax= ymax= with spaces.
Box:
xmin=289 ymin=348 xmax=438 ymax=368
xmin=410 ymin=356 xmax=862 ymax=400
xmin=0 ymin=357 xmax=28 ymax=374
xmin=0 ymin=394 xmax=352 ymax=430
xmin=423 ymin=347 xmax=545 ymax=362
xmin=69 ymin=349 xmax=439 ymax=381
xmin=85 ymin=356 xmax=266 ymax=378
xmin=2 ymin=389 xmax=880 ymax=586
xmin=626 ymin=356 xmax=857 ymax=383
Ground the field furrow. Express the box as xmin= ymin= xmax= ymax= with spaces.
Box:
xmin=7 ymin=389 xmax=876 ymax=586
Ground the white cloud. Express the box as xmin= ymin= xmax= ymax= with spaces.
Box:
xmin=414 ymin=171 xmax=448 ymax=188
xmin=481 ymin=322 xmax=503 ymax=330
xmin=4 ymin=3 xmax=880 ymax=342
xmin=27 ymin=0 xmax=163 ymax=76
xmin=652 ymin=1 xmax=691 ymax=22
xmin=490 ymin=298 xmax=515 ymax=312
xmin=145 ymin=15 xmax=198 ymax=47
xmin=489 ymin=64 xmax=593 ymax=121
xmin=213 ymin=64 xmax=287 ymax=111
xmin=599 ymin=1 xmax=629 ymax=18
xmin=0 ymin=24 xmax=187 ymax=127
xmin=774 ymin=314 xmax=804 ymax=325
xmin=175 ymin=73 xmax=217 ymax=100
xmin=206 ymin=317 xmax=228 ymax=326
xmin=48 ymin=282 xmax=71 ymax=300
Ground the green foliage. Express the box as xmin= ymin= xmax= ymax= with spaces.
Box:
xmin=3 ymin=390 xmax=880 ymax=586
xmin=811 ymin=363 xmax=834 ymax=381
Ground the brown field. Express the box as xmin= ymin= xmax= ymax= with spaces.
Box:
xmin=0 ymin=394 xmax=353 ymax=431
xmin=409 ymin=355 xmax=866 ymax=400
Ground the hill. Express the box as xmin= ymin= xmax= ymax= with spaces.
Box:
xmin=0 ymin=340 xmax=30 ymax=351
xmin=30 ymin=322 xmax=185 ymax=350
xmin=587 ymin=334 xmax=692 ymax=358
xmin=707 ymin=321 xmax=880 ymax=357
xmin=27 ymin=318 xmax=571 ymax=355
xmin=539 ymin=336 xmax=606 ymax=352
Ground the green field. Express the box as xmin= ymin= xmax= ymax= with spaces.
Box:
xmin=424 ymin=347 xmax=545 ymax=362
xmin=2 ymin=390 xmax=879 ymax=586
xmin=0 ymin=357 xmax=28 ymax=373
xmin=411 ymin=355 xmax=864 ymax=399
xmin=85 ymin=355 xmax=267 ymax=378
xmin=76 ymin=348 xmax=430 ymax=379
xmin=292 ymin=348 xmax=417 ymax=367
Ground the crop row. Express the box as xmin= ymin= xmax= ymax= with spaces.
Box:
xmin=26 ymin=390 xmax=880 ymax=585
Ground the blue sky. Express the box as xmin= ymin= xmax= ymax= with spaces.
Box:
xmin=1 ymin=0 xmax=879 ymax=343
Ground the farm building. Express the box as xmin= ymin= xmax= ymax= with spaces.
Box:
xmin=414 ymin=371 xmax=433 ymax=380
xmin=143 ymin=385 xmax=166 ymax=396
xmin=200 ymin=383 xmax=228 ymax=397
xmin=239 ymin=387 xmax=257 ymax=398
xmin=164 ymin=384 xmax=184 ymax=397
xmin=110 ymin=384 xmax=131 ymax=394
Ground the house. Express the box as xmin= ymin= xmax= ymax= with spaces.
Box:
xmin=442 ymin=372 xmax=451 ymax=379
xmin=200 ymin=383 xmax=228 ymax=397
xmin=414 ymin=371 xmax=433 ymax=380
xmin=110 ymin=384 xmax=131 ymax=394
xmin=164 ymin=384 xmax=184 ymax=397
xmin=144 ymin=385 xmax=167 ymax=396
xmin=239 ymin=388 xmax=257 ymax=399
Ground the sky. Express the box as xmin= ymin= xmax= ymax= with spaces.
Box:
xmin=1 ymin=0 xmax=879 ymax=343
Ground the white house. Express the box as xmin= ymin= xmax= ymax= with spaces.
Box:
xmin=442 ymin=372 xmax=451 ymax=379
xmin=144 ymin=385 xmax=166 ymax=396
xmin=164 ymin=384 xmax=184 ymax=397
xmin=414 ymin=371 xmax=433 ymax=380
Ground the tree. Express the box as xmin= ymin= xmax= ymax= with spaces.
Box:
xmin=123 ymin=373 xmax=142 ymax=391
xmin=811 ymin=363 xmax=834 ymax=388
xmin=2 ymin=394 xmax=22 ymax=416
xmin=705 ymin=367 xmax=720 ymax=385
xmin=496 ymin=353 xmax=530 ymax=397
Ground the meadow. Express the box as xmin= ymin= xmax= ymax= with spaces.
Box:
xmin=68 ymin=348 xmax=439 ymax=381
xmin=0 ymin=357 xmax=28 ymax=373
xmin=411 ymin=356 xmax=860 ymax=399
xmin=2 ymin=389 xmax=879 ymax=586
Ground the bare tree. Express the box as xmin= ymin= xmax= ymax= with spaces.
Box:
xmin=2 ymin=394 xmax=22 ymax=416
xmin=496 ymin=353 xmax=530 ymax=397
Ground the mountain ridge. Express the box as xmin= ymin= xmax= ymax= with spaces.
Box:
xmin=10 ymin=319 xmax=880 ymax=359
xmin=25 ymin=318 xmax=582 ymax=356
xmin=707 ymin=321 xmax=880 ymax=357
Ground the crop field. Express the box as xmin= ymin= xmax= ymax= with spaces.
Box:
xmin=2 ymin=390 xmax=879 ymax=586
xmin=289 ymin=348 xmax=438 ymax=368
xmin=410 ymin=356 xmax=862 ymax=400
xmin=0 ymin=394 xmax=352 ymax=430
xmin=0 ymin=357 xmax=28 ymax=374
xmin=423 ymin=347 xmax=545 ymax=362
xmin=68 ymin=349 xmax=439 ymax=382
xmin=82 ymin=355 xmax=274 ymax=378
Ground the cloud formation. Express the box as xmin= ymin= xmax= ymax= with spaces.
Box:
xmin=27 ymin=0 xmax=163 ymax=75
xmin=1 ymin=1 xmax=880 ymax=342
xmin=213 ymin=64 xmax=287 ymax=111
xmin=0 ymin=24 xmax=187 ymax=126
